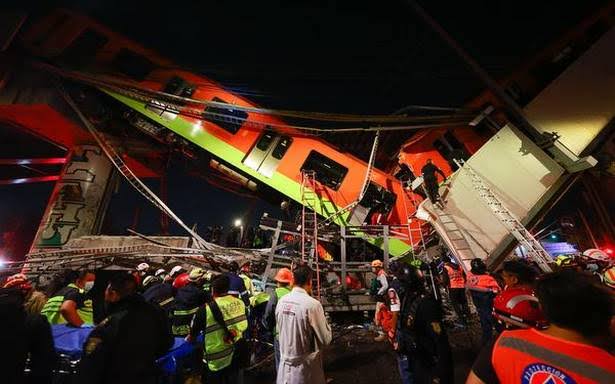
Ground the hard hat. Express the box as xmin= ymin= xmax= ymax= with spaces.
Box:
xmin=189 ymin=268 xmax=206 ymax=282
xmin=583 ymin=249 xmax=611 ymax=263
xmin=154 ymin=268 xmax=167 ymax=277
xmin=2 ymin=273 xmax=32 ymax=292
xmin=603 ymin=267 xmax=615 ymax=289
xmin=142 ymin=275 xmax=160 ymax=288
xmin=169 ymin=265 xmax=185 ymax=278
xmin=555 ymin=255 xmax=573 ymax=267
xmin=471 ymin=258 xmax=487 ymax=274
xmin=274 ymin=268 xmax=293 ymax=284
xmin=173 ymin=273 xmax=190 ymax=289
xmin=371 ymin=259 xmax=384 ymax=268
xmin=493 ymin=286 xmax=547 ymax=329
xmin=136 ymin=262 xmax=150 ymax=272
xmin=240 ymin=262 xmax=251 ymax=273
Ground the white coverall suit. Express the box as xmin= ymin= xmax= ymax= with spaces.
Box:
xmin=276 ymin=287 xmax=332 ymax=384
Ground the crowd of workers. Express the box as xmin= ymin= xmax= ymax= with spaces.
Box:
xmin=1 ymin=250 xmax=614 ymax=384
xmin=368 ymin=251 xmax=615 ymax=384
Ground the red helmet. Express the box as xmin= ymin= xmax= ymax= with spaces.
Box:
xmin=493 ymin=286 xmax=547 ymax=329
xmin=274 ymin=268 xmax=293 ymax=284
xmin=3 ymin=273 xmax=33 ymax=293
xmin=172 ymin=272 xmax=190 ymax=289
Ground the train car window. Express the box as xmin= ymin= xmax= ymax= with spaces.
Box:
xmin=271 ymin=136 xmax=293 ymax=159
xmin=361 ymin=183 xmax=397 ymax=215
xmin=202 ymin=97 xmax=248 ymax=134
xmin=256 ymin=131 xmax=276 ymax=151
xmin=162 ymin=76 xmax=195 ymax=99
xmin=301 ymin=151 xmax=348 ymax=191
xmin=58 ymin=28 xmax=108 ymax=68
xmin=444 ymin=131 xmax=464 ymax=150
xmin=112 ymin=49 xmax=154 ymax=81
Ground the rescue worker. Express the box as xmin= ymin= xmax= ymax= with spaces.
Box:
xmin=172 ymin=268 xmax=209 ymax=336
xmin=1 ymin=274 xmax=56 ymax=384
xmin=142 ymin=275 xmax=175 ymax=316
xmin=390 ymin=262 xmax=453 ymax=384
xmin=602 ymin=265 xmax=615 ymax=289
xmin=169 ymin=265 xmax=186 ymax=280
xmin=442 ymin=257 xmax=469 ymax=325
xmin=227 ymin=261 xmax=251 ymax=307
xmin=421 ymin=158 xmax=446 ymax=205
xmin=370 ymin=259 xmax=389 ymax=341
xmin=40 ymin=270 xmax=95 ymax=326
xmin=492 ymin=286 xmax=546 ymax=331
xmin=499 ymin=259 xmax=537 ymax=289
xmin=172 ymin=271 xmax=190 ymax=290
xmin=467 ymin=270 xmax=615 ymax=384
xmin=262 ymin=267 xmax=293 ymax=374
xmin=395 ymin=161 xmax=417 ymax=189
xmin=239 ymin=261 xmax=255 ymax=297
xmin=136 ymin=262 xmax=150 ymax=277
xmin=189 ymin=274 xmax=248 ymax=384
xmin=276 ymin=265 xmax=332 ymax=384
xmin=154 ymin=268 xmax=172 ymax=283
xmin=75 ymin=272 xmax=173 ymax=384
xmin=466 ymin=258 xmax=500 ymax=344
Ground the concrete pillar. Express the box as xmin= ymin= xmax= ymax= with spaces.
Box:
xmin=29 ymin=145 xmax=114 ymax=252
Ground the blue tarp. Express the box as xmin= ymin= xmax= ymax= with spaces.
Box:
xmin=51 ymin=325 xmax=202 ymax=375
xmin=51 ymin=325 xmax=94 ymax=359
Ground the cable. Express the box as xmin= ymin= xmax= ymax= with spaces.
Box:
xmin=32 ymin=61 xmax=474 ymax=125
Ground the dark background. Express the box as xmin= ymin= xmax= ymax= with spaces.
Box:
xmin=0 ymin=0 xmax=610 ymax=261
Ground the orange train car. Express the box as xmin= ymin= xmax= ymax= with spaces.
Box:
xmin=18 ymin=9 xmax=490 ymax=256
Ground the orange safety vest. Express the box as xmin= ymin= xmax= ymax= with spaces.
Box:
xmin=444 ymin=265 xmax=465 ymax=289
xmin=466 ymin=272 xmax=500 ymax=293
xmin=492 ymin=328 xmax=615 ymax=384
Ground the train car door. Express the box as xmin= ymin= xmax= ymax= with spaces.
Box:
xmin=243 ymin=130 xmax=292 ymax=178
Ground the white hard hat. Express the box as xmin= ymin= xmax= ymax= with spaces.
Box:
xmin=136 ymin=262 xmax=150 ymax=272
xmin=583 ymin=249 xmax=610 ymax=262
xmin=154 ymin=268 xmax=167 ymax=277
xmin=170 ymin=265 xmax=185 ymax=277
xmin=142 ymin=275 xmax=159 ymax=288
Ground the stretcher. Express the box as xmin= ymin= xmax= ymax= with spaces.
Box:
xmin=51 ymin=325 xmax=202 ymax=375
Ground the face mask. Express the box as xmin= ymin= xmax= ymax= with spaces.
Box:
xmin=84 ymin=281 xmax=95 ymax=293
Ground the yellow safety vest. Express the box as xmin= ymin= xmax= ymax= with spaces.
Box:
xmin=273 ymin=286 xmax=291 ymax=338
xmin=204 ymin=295 xmax=248 ymax=372
xmin=239 ymin=274 xmax=254 ymax=296
xmin=40 ymin=283 xmax=93 ymax=325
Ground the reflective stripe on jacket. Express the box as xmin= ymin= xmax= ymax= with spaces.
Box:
xmin=492 ymin=328 xmax=615 ymax=383
xmin=204 ymin=295 xmax=248 ymax=372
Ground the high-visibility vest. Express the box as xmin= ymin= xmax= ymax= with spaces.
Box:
xmin=492 ymin=328 xmax=615 ymax=383
xmin=250 ymin=291 xmax=270 ymax=307
xmin=172 ymin=307 xmax=199 ymax=336
xmin=40 ymin=283 xmax=93 ymax=325
xmin=273 ymin=286 xmax=291 ymax=338
xmin=204 ymin=295 xmax=248 ymax=372
xmin=239 ymin=273 xmax=254 ymax=296
xmin=275 ymin=286 xmax=291 ymax=300
xmin=444 ymin=265 xmax=465 ymax=289
xmin=466 ymin=272 xmax=500 ymax=294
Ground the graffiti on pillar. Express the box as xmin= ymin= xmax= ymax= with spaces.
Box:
xmin=33 ymin=145 xmax=113 ymax=249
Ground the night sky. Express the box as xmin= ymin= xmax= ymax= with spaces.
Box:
xmin=0 ymin=0 xmax=610 ymax=260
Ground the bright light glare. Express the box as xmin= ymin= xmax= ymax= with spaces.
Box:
xmin=234 ymin=219 xmax=242 ymax=227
